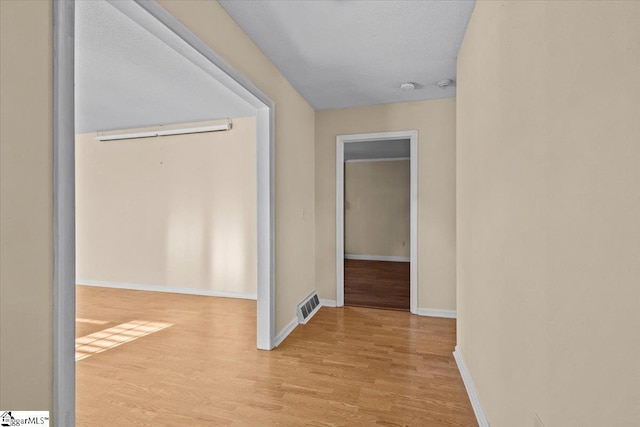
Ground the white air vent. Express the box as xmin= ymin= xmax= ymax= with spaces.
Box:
xmin=297 ymin=292 xmax=321 ymax=324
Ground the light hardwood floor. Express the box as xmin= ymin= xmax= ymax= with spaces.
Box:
xmin=76 ymin=285 xmax=475 ymax=426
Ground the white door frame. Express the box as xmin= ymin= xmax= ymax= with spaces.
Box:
xmin=53 ymin=1 xmax=276 ymax=424
xmin=336 ymin=131 xmax=418 ymax=313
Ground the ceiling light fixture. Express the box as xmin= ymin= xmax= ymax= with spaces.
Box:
xmin=95 ymin=121 xmax=233 ymax=142
xmin=436 ymin=79 xmax=455 ymax=89
xmin=400 ymin=82 xmax=416 ymax=91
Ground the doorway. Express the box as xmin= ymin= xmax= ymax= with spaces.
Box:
xmin=53 ymin=0 xmax=275 ymax=423
xmin=336 ymin=131 xmax=418 ymax=313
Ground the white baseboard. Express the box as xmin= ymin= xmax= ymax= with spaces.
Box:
xmin=77 ymin=280 xmax=257 ymax=300
xmin=345 ymin=157 xmax=410 ymax=163
xmin=274 ymin=316 xmax=298 ymax=347
xmin=344 ymin=254 xmax=410 ymax=262
xmin=319 ymin=299 xmax=337 ymax=307
xmin=453 ymin=346 xmax=490 ymax=427
xmin=416 ymin=308 xmax=457 ymax=318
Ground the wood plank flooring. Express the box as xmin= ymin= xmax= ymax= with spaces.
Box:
xmin=76 ymin=285 xmax=475 ymax=426
xmin=344 ymin=259 xmax=410 ymax=311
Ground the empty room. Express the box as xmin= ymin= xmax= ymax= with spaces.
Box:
xmin=73 ymin=1 xmax=269 ymax=423
xmin=1 ymin=1 xmax=639 ymax=427
xmin=342 ymin=138 xmax=412 ymax=311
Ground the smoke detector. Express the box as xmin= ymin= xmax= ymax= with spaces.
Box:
xmin=436 ymin=79 xmax=455 ymax=89
xmin=400 ymin=82 xmax=416 ymax=91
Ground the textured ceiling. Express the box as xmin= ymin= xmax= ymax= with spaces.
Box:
xmin=219 ymin=0 xmax=475 ymax=110
xmin=344 ymin=139 xmax=410 ymax=161
xmin=75 ymin=1 xmax=255 ymax=134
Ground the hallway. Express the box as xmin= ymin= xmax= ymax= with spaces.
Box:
xmin=76 ymin=285 xmax=474 ymax=426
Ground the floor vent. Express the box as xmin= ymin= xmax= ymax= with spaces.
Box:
xmin=297 ymin=292 xmax=320 ymax=324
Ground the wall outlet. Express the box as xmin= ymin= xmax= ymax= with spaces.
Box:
xmin=534 ymin=413 xmax=545 ymax=427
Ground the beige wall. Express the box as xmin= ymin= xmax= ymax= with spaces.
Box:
xmin=457 ymin=1 xmax=640 ymax=426
xmin=158 ymin=0 xmax=316 ymax=332
xmin=0 ymin=0 xmax=315 ymax=415
xmin=76 ymin=117 xmax=257 ymax=295
xmin=0 ymin=0 xmax=53 ymax=412
xmin=315 ymin=98 xmax=456 ymax=311
xmin=345 ymin=160 xmax=410 ymax=258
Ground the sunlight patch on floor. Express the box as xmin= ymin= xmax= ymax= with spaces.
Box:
xmin=75 ymin=318 xmax=109 ymax=325
xmin=75 ymin=320 xmax=173 ymax=361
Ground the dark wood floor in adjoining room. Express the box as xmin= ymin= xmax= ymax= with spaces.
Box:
xmin=76 ymin=285 xmax=475 ymax=426
xmin=344 ymin=258 xmax=410 ymax=311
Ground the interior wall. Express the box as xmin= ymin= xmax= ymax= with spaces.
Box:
xmin=0 ymin=0 xmax=316 ymax=413
xmin=315 ymin=98 xmax=456 ymax=311
xmin=0 ymin=0 xmax=53 ymax=411
xmin=158 ymin=0 xmax=316 ymax=332
xmin=344 ymin=160 xmax=410 ymax=258
xmin=75 ymin=117 xmax=257 ymax=296
xmin=457 ymin=2 xmax=640 ymax=426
